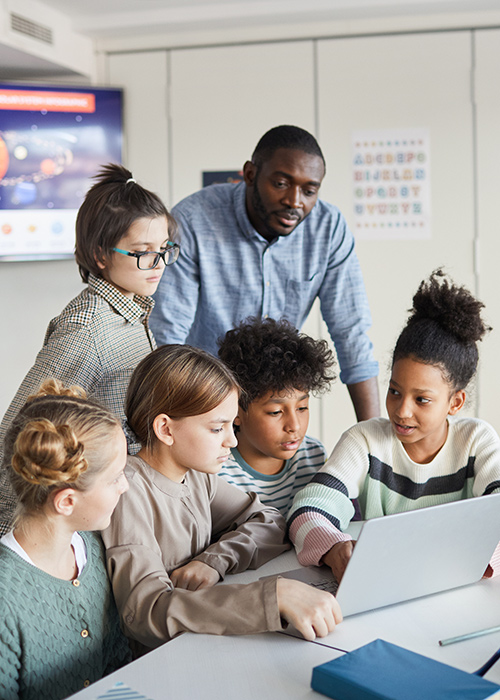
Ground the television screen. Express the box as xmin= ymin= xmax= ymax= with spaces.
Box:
xmin=0 ymin=83 xmax=123 ymax=261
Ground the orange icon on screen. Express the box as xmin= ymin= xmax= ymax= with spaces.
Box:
xmin=0 ymin=136 xmax=9 ymax=179
xmin=41 ymin=158 xmax=56 ymax=175
xmin=2 ymin=224 xmax=12 ymax=235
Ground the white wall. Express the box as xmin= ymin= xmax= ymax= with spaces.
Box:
xmin=315 ymin=31 xmax=478 ymax=449
xmin=474 ymin=29 xmax=500 ymax=419
xmin=0 ymin=260 xmax=83 ymax=418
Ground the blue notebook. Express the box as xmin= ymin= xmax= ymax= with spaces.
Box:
xmin=311 ymin=640 xmax=500 ymax=700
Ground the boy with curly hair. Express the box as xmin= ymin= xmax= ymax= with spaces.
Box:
xmin=217 ymin=317 xmax=336 ymax=516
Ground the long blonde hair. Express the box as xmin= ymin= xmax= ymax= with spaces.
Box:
xmin=5 ymin=379 xmax=121 ymax=525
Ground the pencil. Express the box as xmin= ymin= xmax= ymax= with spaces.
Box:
xmin=439 ymin=624 xmax=500 ymax=647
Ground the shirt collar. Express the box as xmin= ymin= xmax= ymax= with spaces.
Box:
xmin=88 ymin=274 xmax=155 ymax=324
xmin=230 ymin=447 xmax=291 ymax=480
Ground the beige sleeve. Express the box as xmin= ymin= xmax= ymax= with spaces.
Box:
xmin=193 ymin=477 xmax=290 ymax=578
xmin=106 ymin=540 xmax=283 ymax=648
xmin=103 ymin=477 xmax=284 ymax=649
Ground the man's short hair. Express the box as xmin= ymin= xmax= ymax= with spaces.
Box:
xmin=251 ymin=125 xmax=326 ymax=169
xmin=218 ymin=317 xmax=336 ymax=410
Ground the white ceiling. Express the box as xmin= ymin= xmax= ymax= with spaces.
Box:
xmin=31 ymin=0 xmax=500 ymax=37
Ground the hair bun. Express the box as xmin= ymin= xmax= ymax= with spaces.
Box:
xmin=12 ymin=418 xmax=88 ymax=487
xmin=410 ymin=268 xmax=490 ymax=344
xmin=27 ymin=378 xmax=87 ymax=403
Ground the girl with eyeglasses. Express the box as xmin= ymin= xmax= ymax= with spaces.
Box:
xmin=0 ymin=164 xmax=179 ymax=535
xmin=102 ymin=344 xmax=342 ymax=651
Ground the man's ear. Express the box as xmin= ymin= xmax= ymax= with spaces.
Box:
xmin=448 ymin=390 xmax=466 ymax=415
xmin=153 ymin=414 xmax=175 ymax=446
xmin=243 ymin=160 xmax=257 ymax=187
xmin=52 ymin=488 xmax=77 ymax=517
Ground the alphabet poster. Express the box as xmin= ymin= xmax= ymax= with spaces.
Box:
xmin=352 ymin=128 xmax=431 ymax=240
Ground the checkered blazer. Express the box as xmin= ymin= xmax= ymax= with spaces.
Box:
xmin=0 ymin=274 xmax=156 ymax=535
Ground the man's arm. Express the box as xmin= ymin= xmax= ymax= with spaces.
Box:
xmin=315 ymin=206 xmax=379 ymax=416
xmin=347 ymin=376 xmax=380 ymax=422
xmin=149 ymin=207 xmax=201 ymax=346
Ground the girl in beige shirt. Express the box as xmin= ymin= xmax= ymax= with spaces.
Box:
xmin=102 ymin=344 xmax=342 ymax=649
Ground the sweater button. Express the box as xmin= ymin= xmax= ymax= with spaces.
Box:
xmin=81 ymin=629 xmax=89 ymax=638
xmin=83 ymin=680 xmax=90 ymax=687
xmin=72 ymin=579 xmax=80 ymax=587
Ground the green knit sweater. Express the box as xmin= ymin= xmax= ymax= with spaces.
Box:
xmin=0 ymin=531 xmax=131 ymax=700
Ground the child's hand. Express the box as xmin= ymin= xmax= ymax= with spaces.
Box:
xmin=276 ymin=578 xmax=343 ymax=641
xmin=322 ymin=540 xmax=356 ymax=583
xmin=170 ymin=561 xmax=220 ymax=590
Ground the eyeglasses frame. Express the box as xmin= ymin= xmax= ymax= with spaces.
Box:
xmin=112 ymin=241 xmax=180 ymax=269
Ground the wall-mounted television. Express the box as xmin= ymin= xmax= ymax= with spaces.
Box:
xmin=0 ymin=83 xmax=123 ymax=261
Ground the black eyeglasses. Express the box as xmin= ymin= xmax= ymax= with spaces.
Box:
xmin=113 ymin=241 xmax=180 ymax=269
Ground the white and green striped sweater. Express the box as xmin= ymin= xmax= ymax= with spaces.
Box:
xmin=288 ymin=416 xmax=500 ymax=567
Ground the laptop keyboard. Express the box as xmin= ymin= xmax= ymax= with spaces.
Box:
xmin=311 ymin=576 xmax=339 ymax=596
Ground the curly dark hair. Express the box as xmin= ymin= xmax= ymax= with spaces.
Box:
xmin=218 ymin=317 xmax=336 ymax=410
xmin=393 ymin=269 xmax=491 ymax=390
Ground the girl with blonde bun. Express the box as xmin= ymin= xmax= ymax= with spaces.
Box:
xmin=0 ymin=379 xmax=131 ymax=700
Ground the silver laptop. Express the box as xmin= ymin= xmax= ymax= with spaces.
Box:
xmin=280 ymin=493 xmax=500 ymax=617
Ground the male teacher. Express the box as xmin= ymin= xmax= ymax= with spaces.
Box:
xmin=150 ymin=125 xmax=380 ymax=420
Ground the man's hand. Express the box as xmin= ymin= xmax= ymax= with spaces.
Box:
xmin=322 ymin=540 xmax=356 ymax=583
xmin=170 ymin=560 xmax=220 ymax=591
xmin=276 ymin=578 xmax=343 ymax=641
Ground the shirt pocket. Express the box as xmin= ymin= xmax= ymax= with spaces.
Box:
xmin=284 ymin=275 xmax=320 ymax=326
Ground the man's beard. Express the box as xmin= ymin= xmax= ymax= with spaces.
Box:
xmin=251 ymin=181 xmax=301 ymax=240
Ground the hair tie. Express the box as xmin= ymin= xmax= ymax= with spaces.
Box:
xmin=126 ymin=177 xmax=136 ymax=185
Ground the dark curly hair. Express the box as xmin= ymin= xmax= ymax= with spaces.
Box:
xmin=393 ymin=269 xmax=491 ymax=391
xmin=218 ymin=317 xmax=336 ymax=410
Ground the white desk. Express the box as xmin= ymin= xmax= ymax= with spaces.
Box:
xmin=69 ymin=543 xmax=500 ymax=699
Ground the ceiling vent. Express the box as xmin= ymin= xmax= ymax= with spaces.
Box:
xmin=10 ymin=13 xmax=53 ymax=45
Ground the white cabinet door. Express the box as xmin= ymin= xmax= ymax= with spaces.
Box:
xmin=169 ymin=41 xmax=316 ymax=204
xmin=108 ymin=51 xmax=170 ymax=204
xmin=474 ymin=28 xmax=500 ymax=430
xmin=316 ymin=31 xmax=476 ymax=449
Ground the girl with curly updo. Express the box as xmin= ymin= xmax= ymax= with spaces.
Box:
xmin=0 ymin=380 xmax=131 ymax=700
xmin=102 ymin=344 xmax=342 ymax=650
xmin=288 ymin=270 xmax=500 ymax=582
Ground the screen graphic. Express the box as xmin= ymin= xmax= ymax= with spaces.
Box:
xmin=0 ymin=84 xmax=123 ymax=261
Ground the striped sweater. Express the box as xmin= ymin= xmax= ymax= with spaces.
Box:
xmin=288 ymin=417 xmax=500 ymax=570
xmin=218 ymin=435 xmax=327 ymax=516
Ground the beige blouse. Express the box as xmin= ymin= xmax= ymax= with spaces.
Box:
xmin=102 ymin=455 xmax=290 ymax=648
